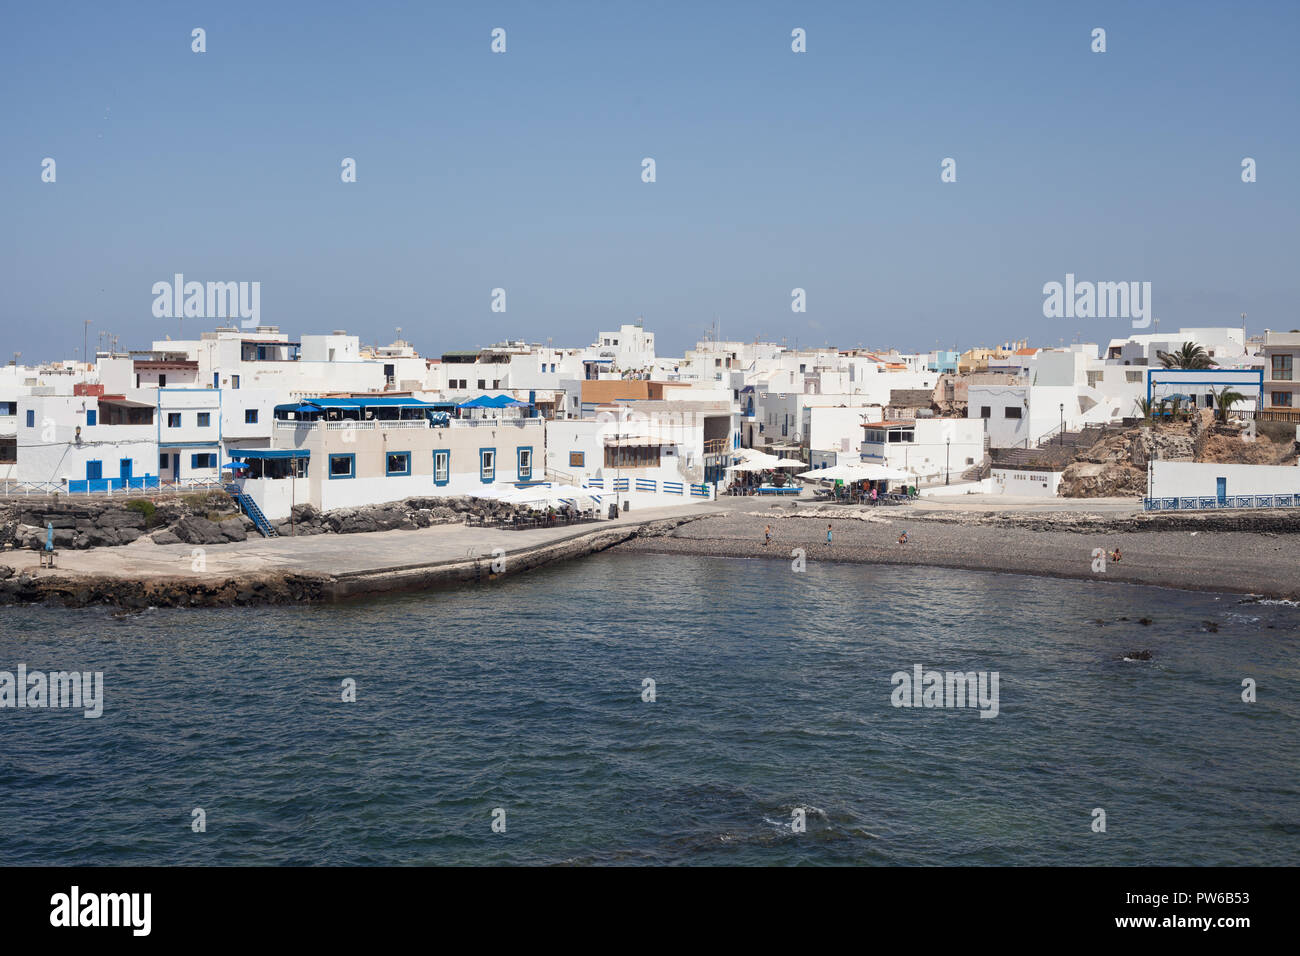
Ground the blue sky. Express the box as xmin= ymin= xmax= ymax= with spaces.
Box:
xmin=2 ymin=0 xmax=1297 ymax=361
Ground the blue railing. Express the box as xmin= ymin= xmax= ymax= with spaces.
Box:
xmin=225 ymin=484 xmax=278 ymax=536
xmin=66 ymin=475 xmax=160 ymax=494
xmin=635 ymin=478 xmax=657 ymax=492
xmin=1143 ymin=494 xmax=1298 ymax=511
xmin=690 ymin=483 xmax=711 ymax=498
xmin=662 ymin=481 xmax=684 ymax=495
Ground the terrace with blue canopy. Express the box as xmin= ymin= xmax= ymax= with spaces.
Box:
xmin=272 ymin=396 xmax=453 ymax=424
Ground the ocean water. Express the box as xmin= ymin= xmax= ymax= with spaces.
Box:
xmin=1 ymin=553 xmax=1297 ymax=866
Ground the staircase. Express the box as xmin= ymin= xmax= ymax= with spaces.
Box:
xmin=225 ymin=484 xmax=278 ymax=537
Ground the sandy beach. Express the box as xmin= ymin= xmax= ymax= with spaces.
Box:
xmin=616 ymin=499 xmax=1300 ymax=599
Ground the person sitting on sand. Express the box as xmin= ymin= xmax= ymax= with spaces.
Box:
xmin=764 ymin=525 xmax=772 ymax=547
xmin=1110 ymin=547 xmax=1121 ymax=563
xmin=897 ymin=530 xmax=909 ymax=545
xmin=825 ymin=524 xmax=832 ymax=548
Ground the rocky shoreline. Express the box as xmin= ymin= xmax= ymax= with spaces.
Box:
xmin=1 ymin=492 xmax=535 ymax=550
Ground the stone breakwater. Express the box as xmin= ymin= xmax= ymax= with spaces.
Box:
xmin=0 ymin=494 xmax=535 ymax=550
xmin=0 ymin=516 xmax=697 ymax=609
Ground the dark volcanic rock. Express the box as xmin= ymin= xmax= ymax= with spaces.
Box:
xmin=169 ymin=516 xmax=227 ymax=545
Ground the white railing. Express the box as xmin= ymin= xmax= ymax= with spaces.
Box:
xmin=0 ymin=477 xmax=224 ymax=498
xmin=275 ymin=419 xmax=435 ymax=431
xmin=457 ymin=418 xmax=543 ymax=428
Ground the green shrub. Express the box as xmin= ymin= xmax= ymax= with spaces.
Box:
xmin=124 ymin=499 xmax=156 ymax=520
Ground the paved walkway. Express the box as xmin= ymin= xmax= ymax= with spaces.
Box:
xmin=5 ymin=503 xmax=721 ymax=579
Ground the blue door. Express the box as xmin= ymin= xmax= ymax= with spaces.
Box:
xmin=1216 ymin=476 xmax=1227 ymax=503
xmin=120 ymin=458 xmax=133 ymax=483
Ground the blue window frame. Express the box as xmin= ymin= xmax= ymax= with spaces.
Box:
xmin=159 ymin=454 xmax=169 ymax=471
xmin=517 ymin=445 xmax=533 ymax=480
xmin=167 ymin=413 xmax=181 ymax=427
xmin=245 ymin=409 xmax=258 ymax=424
xmin=25 ymin=410 xmax=35 ymax=428
xmin=479 ymin=447 xmax=496 ymax=483
xmin=197 ymin=412 xmax=211 ymax=427
xmin=433 ymin=449 xmax=450 ymax=486
xmin=86 ymin=409 xmax=97 ymax=426
xmin=385 ymin=451 xmax=411 ymax=476
xmin=85 ymin=460 xmax=103 ymax=481
xmin=328 ymin=453 xmax=355 ymax=479
xmin=191 ymin=453 xmax=215 ymax=469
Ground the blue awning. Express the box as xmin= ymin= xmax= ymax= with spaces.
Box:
xmin=229 ymin=449 xmax=311 ymax=460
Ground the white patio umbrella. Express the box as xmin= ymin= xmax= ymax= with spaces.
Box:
xmin=855 ymin=464 xmax=911 ymax=482
xmin=500 ymin=484 xmax=602 ymax=509
xmin=733 ymin=450 xmax=785 ymax=468
xmin=796 ymin=463 xmax=867 ymax=482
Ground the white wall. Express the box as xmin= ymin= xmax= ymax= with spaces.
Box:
xmin=1151 ymin=461 xmax=1300 ymax=499
xmin=991 ymin=468 xmax=1063 ymax=497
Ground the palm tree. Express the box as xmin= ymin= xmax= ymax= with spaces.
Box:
xmin=1134 ymin=397 xmax=1156 ymax=421
xmin=1213 ymin=389 xmax=1246 ymax=423
xmin=1158 ymin=341 xmax=1213 ymax=369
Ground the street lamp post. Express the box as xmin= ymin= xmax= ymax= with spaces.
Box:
xmin=1059 ymin=403 xmax=1064 ymax=445
xmin=945 ymin=437 xmax=950 ymax=485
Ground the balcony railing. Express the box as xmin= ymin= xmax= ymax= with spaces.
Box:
xmin=1144 ymin=494 xmax=1299 ymax=511
xmin=1258 ymin=409 xmax=1300 ymax=423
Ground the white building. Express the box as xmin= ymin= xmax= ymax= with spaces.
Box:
xmin=860 ymin=418 xmax=985 ymax=484
xmin=230 ymin=396 xmax=545 ymax=520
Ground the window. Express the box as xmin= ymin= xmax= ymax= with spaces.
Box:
xmin=26 ymin=410 xmax=34 ymax=428
xmin=480 ymin=448 xmax=496 ymax=482
xmin=434 ymin=450 xmax=450 ymax=485
xmin=190 ymin=453 xmax=216 ymax=469
xmin=167 ymin=413 xmax=181 ymax=427
xmin=85 ymin=460 xmax=103 ymax=480
xmin=245 ymin=409 xmax=258 ymax=424
xmin=158 ymin=374 xmax=166 ymax=387
xmin=517 ymin=447 xmax=533 ymax=479
xmin=1125 ymin=370 xmax=1143 ymax=383
xmin=329 ymin=454 xmax=355 ymax=479
xmin=385 ymin=451 xmax=411 ymax=476
xmin=231 ymin=375 xmax=240 ymax=389
xmin=1086 ymin=371 xmax=1102 ymax=387
xmin=477 ymin=379 xmax=486 ymax=390
xmin=980 ymin=406 xmax=991 ymax=418
xmin=1272 ymin=391 xmax=1294 ymax=408
xmin=1273 ymin=354 xmax=1294 ymax=381
xmin=569 ymin=451 xmax=585 ymax=468
xmin=197 ymin=412 xmax=211 ymax=427
xmin=86 ymin=409 xmax=97 ymax=426
xmin=159 ymin=454 xmax=169 ymax=471
xmin=1004 ymin=407 xmax=1022 ymax=419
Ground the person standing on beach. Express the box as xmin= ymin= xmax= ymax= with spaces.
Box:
xmin=825 ymin=523 xmax=832 ymax=548
xmin=764 ymin=524 xmax=772 ymax=547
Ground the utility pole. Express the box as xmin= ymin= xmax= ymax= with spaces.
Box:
xmin=83 ymin=320 xmax=91 ymax=380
